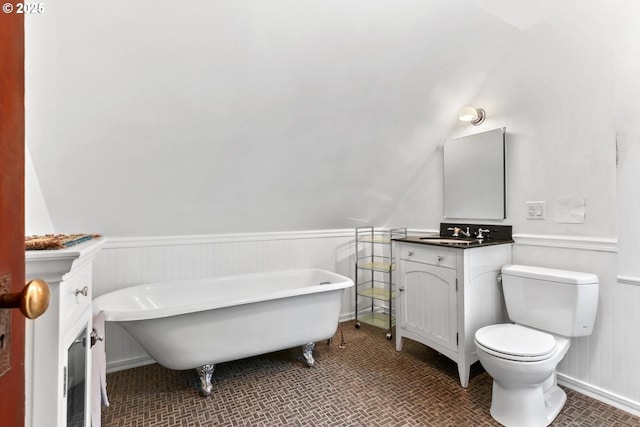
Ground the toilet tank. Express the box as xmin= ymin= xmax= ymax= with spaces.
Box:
xmin=501 ymin=264 xmax=599 ymax=337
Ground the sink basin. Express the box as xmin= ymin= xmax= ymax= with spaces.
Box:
xmin=418 ymin=237 xmax=476 ymax=245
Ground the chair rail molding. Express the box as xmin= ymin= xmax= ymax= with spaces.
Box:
xmin=103 ymin=229 xmax=354 ymax=249
xmin=512 ymin=233 xmax=618 ymax=253
xmin=617 ymin=275 xmax=640 ymax=286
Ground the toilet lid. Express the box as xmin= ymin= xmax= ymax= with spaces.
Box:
xmin=475 ymin=324 xmax=556 ymax=360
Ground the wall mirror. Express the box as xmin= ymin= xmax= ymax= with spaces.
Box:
xmin=443 ymin=127 xmax=506 ymax=220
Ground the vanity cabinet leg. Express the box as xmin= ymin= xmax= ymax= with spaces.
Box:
xmin=458 ymin=362 xmax=470 ymax=388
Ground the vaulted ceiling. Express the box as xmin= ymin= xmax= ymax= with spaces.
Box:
xmin=28 ymin=0 xmax=620 ymax=237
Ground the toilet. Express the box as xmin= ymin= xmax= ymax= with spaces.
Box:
xmin=474 ymin=264 xmax=599 ymax=427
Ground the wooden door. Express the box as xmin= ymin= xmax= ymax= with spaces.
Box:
xmin=0 ymin=11 xmax=26 ymax=427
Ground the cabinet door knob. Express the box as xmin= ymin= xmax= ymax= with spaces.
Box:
xmin=399 ymin=287 xmax=405 ymax=292
xmin=437 ymin=256 xmax=444 ymax=262
xmin=75 ymin=286 xmax=89 ymax=297
xmin=407 ymin=251 xmax=413 ymax=256
xmin=91 ymin=328 xmax=104 ymax=347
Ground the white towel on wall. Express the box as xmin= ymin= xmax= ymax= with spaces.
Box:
xmin=92 ymin=311 xmax=109 ymax=427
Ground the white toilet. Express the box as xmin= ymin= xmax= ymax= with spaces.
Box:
xmin=474 ymin=264 xmax=599 ymax=427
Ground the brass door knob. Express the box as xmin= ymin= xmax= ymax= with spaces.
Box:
xmin=0 ymin=279 xmax=50 ymax=319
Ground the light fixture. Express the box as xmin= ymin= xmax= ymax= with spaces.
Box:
xmin=458 ymin=107 xmax=486 ymax=126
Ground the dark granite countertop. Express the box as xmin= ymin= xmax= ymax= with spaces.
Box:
xmin=394 ymin=235 xmax=514 ymax=249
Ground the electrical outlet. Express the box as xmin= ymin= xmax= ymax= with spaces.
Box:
xmin=526 ymin=201 xmax=546 ymax=220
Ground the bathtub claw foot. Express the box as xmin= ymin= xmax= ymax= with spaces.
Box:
xmin=302 ymin=342 xmax=315 ymax=367
xmin=196 ymin=364 xmax=215 ymax=397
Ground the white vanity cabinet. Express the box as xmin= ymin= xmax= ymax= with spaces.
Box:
xmin=395 ymin=241 xmax=511 ymax=388
xmin=25 ymin=239 xmax=104 ymax=427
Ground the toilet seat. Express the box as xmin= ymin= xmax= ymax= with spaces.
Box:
xmin=475 ymin=324 xmax=556 ymax=362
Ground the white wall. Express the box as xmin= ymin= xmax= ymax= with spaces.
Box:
xmin=24 ymin=0 xmax=640 ymax=417
xmin=606 ymin=1 xmax=640 ymax=409
xmin=615 ymin=0 xmax=640 ymax=280
xmin=25 ymin=0 xmax=518 ymax=236
xmin=386 ymin=0 xmax=640 ymax=415
xmin=24 ymin=146 xmax=54 ymax=235
xmin=387 ymin=0 xmax=617 ymax=238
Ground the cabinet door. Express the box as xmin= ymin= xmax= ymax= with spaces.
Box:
xmin=399 ymin=260 xmax=458 ymax=352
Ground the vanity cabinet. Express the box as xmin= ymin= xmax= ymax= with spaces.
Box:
xmin=25 ymin=239 xmax=104 ymax=427
xmin=395 ymin=241 xmax=511 ymax=388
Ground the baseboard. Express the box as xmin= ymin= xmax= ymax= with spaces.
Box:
xmin=340 ymin=312 xmax=356 ymax=322
xmin=106 ymin=356 xmax=155 ymax=374
xmin=558 ymin=373 xmax=640 ymax=417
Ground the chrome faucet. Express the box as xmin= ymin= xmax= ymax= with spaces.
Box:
xmin=447 ymin=226 xmax=470 ymax=237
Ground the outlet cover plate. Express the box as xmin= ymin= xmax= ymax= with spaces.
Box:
xmin=526 ymin=201 xmax=546 ymax=220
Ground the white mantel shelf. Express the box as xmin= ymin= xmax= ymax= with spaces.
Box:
xmin=25 ymin=238 xmax=105 ymax=283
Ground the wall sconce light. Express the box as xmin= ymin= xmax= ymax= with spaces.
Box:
xmin=458 ymin=107 xmax=486 ymax=126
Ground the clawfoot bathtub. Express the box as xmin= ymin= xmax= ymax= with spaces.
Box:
xmin=93 ymin=269 xmax=353 ymax=396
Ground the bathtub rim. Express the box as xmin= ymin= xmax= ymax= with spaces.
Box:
xmin=93 ymin=268 xmax=353 ymax=322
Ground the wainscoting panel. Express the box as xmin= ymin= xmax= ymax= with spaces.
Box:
xmin=513 ymin=234 xmax=640 ymax=416
xmin=92 ymin=230 xmax=357 ymax=372
xmin=93 ymin=230 xmax=640 ymax=416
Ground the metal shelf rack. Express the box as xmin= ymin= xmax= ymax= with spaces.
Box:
xmin=354 ymin=226 xmax=407 ymax=339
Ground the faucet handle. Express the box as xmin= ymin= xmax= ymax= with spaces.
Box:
xmin=447 ymin=227 xmax=461 ymax=237
xmin=476 ymin=228 xmax=491 ymax=239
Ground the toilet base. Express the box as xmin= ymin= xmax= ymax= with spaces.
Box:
xmin=490 ymin=378 xmax=567 ymax=427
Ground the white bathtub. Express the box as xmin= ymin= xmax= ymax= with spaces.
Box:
xmin=93 ymin=268 xmax=353 ymax=395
